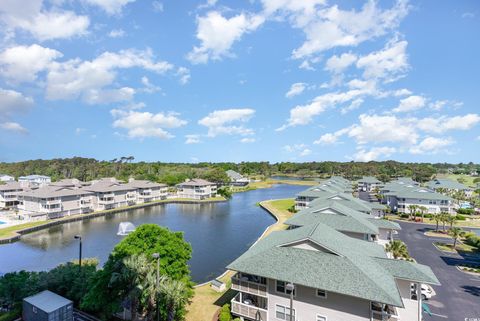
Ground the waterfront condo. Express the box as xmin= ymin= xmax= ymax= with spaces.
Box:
xmin=176 ymin=179 xmax=217 ymax=199
xmin=228 ymin=223 xmax=439 ymax=321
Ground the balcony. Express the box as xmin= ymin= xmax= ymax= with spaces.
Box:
xmin=126 ymin=193 xmax=136 ymax=199
xmin=231 ymin=273 xmax=267 ymax=297
xmin=371 ymin=303 xmax=399 ymax=321
xmin=231 ymin=293 xmax=267 ymax=321
xmin=99 ymin=197 xmax=114 ymax=204
xmin=41 ymin=199 xmax=61 ymax=206
xmin=100 ymin=192 xmax=114 ymax=198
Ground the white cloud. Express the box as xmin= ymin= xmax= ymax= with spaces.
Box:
xmin=187 ymin=11 xmax=264 ymax=64
xmin=299 ymin=148 xmax=312 ymax=156
xmin=199 ymin=108 xmax=255 ymax=137
xmin=340 ymin=98 xmax=363 ymax=114
xmin=290 ymin=0 xmax=409 ymax=59
xmin=285 ymin=82 xmax=307 ymax=98
xmin=409 ymin=136 xmax=454 ymax=154
xmin=0 ymin=44 xmax=62 ymax=83
xmin=353 ymin=146 xmax=396 ymax=162
xmin=185 ymin=134 xmax=201 ymax=144
xmin=393 ymin=88 xmax=412 ymax=97
xmin=46 ymin=49 xmax=173 ymax=103
xmin=462 ymin=12 xmax=475 ymax=19
xmin=356 ymin=39 xmax=409 ymax=82
xmin=141 ymin=76 xmax=161 ymax=93
xmin=197 ymin=0 xmax=218 ymax=10
xmin=314 ymin=127 xmax=349 ymax=145
xmin=392 ymin=95 xmax=426 ymax=113
xmin=111 ymin=109 xmax=187 ymax=139
xmin=0 ymin=0 xmax=89 ymax=41
xmin=278 ymin=84 xmax=375 ymax=130
xmin=348 ymin=114 xmax=418 ymax=145
xmin=152 ymin=1 xmax=164 ymax=12
xmin=240 ymin=137 xmax=256 ymax=143
xmin=0 ymin=121 xmax=28 ymax=134
xmin=417 ymin=114 xmax=480 ymax=134
xmin=75 ymin=127 xmax=86 ymax=135
xmin=325 ymin=52 xmax=357 ymax=74
xmin=108 ymin=29 xmax=126 ymax=38
xmin=176 ymin=67 xmax=191 ymax=85
xmin=82 ymin=0 xmax=136 ymax=15
xmin=0 ymin=88 xmax=34 ymax=116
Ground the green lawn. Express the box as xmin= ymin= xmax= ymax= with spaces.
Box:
xmin=434 ymin=241 xmax=478 ymax=254
xmin=0 ymin=220 xmax=49 ymax=239
xmin=267 ymin=198 xmax=295 ymax=212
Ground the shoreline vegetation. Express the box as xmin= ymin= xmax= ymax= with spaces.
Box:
xmin=185 ymin=198 xmax=295 ymax=321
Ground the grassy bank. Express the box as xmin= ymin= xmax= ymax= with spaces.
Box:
xmin=232 ymin=179 xmax=317 ymax=194
xmin=0 ymin=197 xmax=226 ymax=240
xmin=185 ymin=198 xmax=296 ymax=321
xmin=436 ymin=173 xmax=477 ymax=188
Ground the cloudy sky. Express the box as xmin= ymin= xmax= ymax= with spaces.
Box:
xmin=0 ymin=0 xmax=479 ymax=163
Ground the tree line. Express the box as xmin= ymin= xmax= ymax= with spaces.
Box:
xmin=0 ymin=157 xmax=478 ymax=185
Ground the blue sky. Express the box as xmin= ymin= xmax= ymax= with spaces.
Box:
xmin=0 ymin=0 xmax=479 ymax=163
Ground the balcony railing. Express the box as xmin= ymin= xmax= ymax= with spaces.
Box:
xmin=371 ymin=303 xmax=399 ymax=321
xmin=99 ymin=198 xmax=114 ymax=204
xmin=231 ymin=274 xmax=267 ymax=297
xmin=231 ymin=293 xmax=267 ymax=321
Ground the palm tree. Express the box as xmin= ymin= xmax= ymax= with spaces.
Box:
xmin=385 ymin=240 xmax=409 ymax=259
xmin=433 ymin=214 xmax=441 ymax=232
xmin=407 ymin=205 xmax=417 ymax=221
xmin=447 ymin=215 xmax=457 ymax=229
xmin=159 ymin=277 xmax=189 ymax=321
xmin=440 ymin=212 xmax=449 ymax=231
xmin=449 ymin=227 xmax=464 ymax=249
xmin=418 ymin=206 xmax=428 ymax=222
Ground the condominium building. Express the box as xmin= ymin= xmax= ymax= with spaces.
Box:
xmin=357 ymin=176 xmax=382 ymax=192
xmin=307 ymin=192 xmax=387 ymax=217
xmin=0 ymin=181 xmax=24 ymax=208
xmin=124 ymin=179 xmax=168 ymax=204
xmin=19 ymin=186 xmax=95 ymax=219
xmin=18 ymin=175 xmax=51 ymax=186
xmin=84 ymin=178 xmax=136 ymax=211
xmin=228 ymin=223 xmax=439 ymax=321
xmin=285 ymin=201 xmax=400 ymax=245
xmin=381 ymin=181 xmax=454 ymax=214
xmin=226 ymin=170 xmax=250 ymax=186
xmin=295 ymin=177 xmax=353 ymax=210
xmin=426 ymin=178 xmax=473 ymax=197
xmin=0 ymin=174 xmax=15 ymax=182
xmin=176 ymin=179 xmax=217 ymax=199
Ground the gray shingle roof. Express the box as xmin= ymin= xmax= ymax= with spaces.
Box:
xmin=228 ymin=223 xmax=438 ymax=307
xmin=20 ymin=186 xmax=94 ymax=198
xmin=24 ymin=290 xmax=72 ymax=313
xmin=176 ymin=178 xmax=215 ymax=187
xmin=426 ymin=178 xmax=470 ymax=191
xmin=358 ymin=176 xmax=382 ymax=184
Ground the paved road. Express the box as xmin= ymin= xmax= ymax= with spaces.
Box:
xmin=395 ymin=221 xmax=480 ymax=321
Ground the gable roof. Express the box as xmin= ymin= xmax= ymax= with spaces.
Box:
xmin=228 ymin=223 xmax=438 ymax=307
xmin=426 ymin=178 xmax=470 ymax=191
xmin=358 ymin=176 xmax=382 ymax=184
xmin=176 ymin=178 xmax=215 ymax=187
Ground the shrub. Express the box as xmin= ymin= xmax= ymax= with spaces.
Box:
xmin=464 ymin=234 xmax=480 ymax=249
xmin=219 ymin=304 xmax=232 ymax=321
xmin=457 ymin=208 xmax=474 ymax=215
xmin=0 ymin=309 xmax=21 ymax=321
xmin=456 ymin=214 xmax=466 ymax=221
xmin=399 ymin=213 xmax=409 ymax=219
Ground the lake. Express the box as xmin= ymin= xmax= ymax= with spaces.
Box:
xmin=0 ymin=184 xmax=305 ymax=283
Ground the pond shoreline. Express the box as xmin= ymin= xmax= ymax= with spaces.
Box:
xmin=0 ymin=198 xmax=227 ymax=244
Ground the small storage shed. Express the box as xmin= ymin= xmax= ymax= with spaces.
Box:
xmin=210 ymin=279 xmax=226 ymax=292
xmin=23 ymin=290 xmax=73 ymax=321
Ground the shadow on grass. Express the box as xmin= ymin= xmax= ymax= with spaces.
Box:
xmin=213 ymin=289 xmax=237 ymax=307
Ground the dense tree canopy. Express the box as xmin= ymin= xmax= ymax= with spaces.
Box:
xmin=1 ymin=157 xmax=476 ymax=184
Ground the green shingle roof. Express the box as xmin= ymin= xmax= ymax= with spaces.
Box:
xmin=358 ymin=176 xmax=382 ymax=184
xmin=426 ymin=178 xmax=470 ymax=191
xmin=228 ymin=223 xmax=437 ymax=307
xmin=286 ymin=201 xmax=380 ymax=234
xmin=367 ymin=218 xmax=401 ymax=230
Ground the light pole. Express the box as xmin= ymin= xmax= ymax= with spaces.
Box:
xmin=74 ymin=235 xmax=82 ymax=268
xmin=286 ymin=283 xmax=295 ymax=321
xmin=152 ymin=253 xmax=160 ymax=321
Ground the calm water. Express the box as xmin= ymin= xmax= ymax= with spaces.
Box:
xmin=0 ymin=185 xmax=304 ymax=283
xmin=270 ymin=175 xmax=317 ymax=181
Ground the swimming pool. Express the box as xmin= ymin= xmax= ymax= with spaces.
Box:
xmin=0 ymin=221 xmax=5 ymax=225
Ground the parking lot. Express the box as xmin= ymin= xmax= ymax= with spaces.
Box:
xmin=396 ymin=221 xmax=480 ymax=321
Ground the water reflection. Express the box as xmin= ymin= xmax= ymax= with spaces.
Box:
xmin=0 ymin=185 xmax=305 ymax=282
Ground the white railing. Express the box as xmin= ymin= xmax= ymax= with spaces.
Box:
xmin=231 ymin=275 xmax=267 ymax=297
xmin=231 ymin=294 xmax=267 ymax=321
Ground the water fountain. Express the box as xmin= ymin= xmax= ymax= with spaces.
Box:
xmin=117 ymin=222 xmax=136 ymax=236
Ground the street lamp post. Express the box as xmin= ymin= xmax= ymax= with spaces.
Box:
xmin=74 ymin=235 xmax=82 ymax=268
xmin=286 ymin=283 xmax=295 ymax=321
xmin=152 ymin=253 xmax=160 ymax=321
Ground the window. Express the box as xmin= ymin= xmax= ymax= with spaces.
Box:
xmin=32 ymin=306 xmax=37 ymax=313
xmin=276 ymin=280 xmax=295 ymax=295
xmin=316 ymin=315 xmax=327 ymax=321
xmin=316 ymin=289 xmax=327 ymax=298
xmin=275 ymin=304 xmax=295 ymax=320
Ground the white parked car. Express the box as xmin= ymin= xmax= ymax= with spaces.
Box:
xmin=411 ymin=284 xmax=434 ymax=300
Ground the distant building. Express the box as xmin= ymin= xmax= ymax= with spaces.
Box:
xmin=226 ymin=170 xmax=250 ymax=186
xmin=0 ymin=181 xmax=24 ymax=208
xmin=426 ymin=178 xmax=473 ymax=197
xmin=19 ymin=175 xmax=51 ymax=186
xmin=357 ymin=176 xmax=382 ymax=192
xmin=23 ymin=290 xmax=73 ymax=321
xmin=176 ymin=179 xmax=217 ymax=200
xmin=0 ymin=174 xmax=14 ymax=182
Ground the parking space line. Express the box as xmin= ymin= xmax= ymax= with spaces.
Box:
xmin=429 ymin=312 xmax=448 ymax=318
